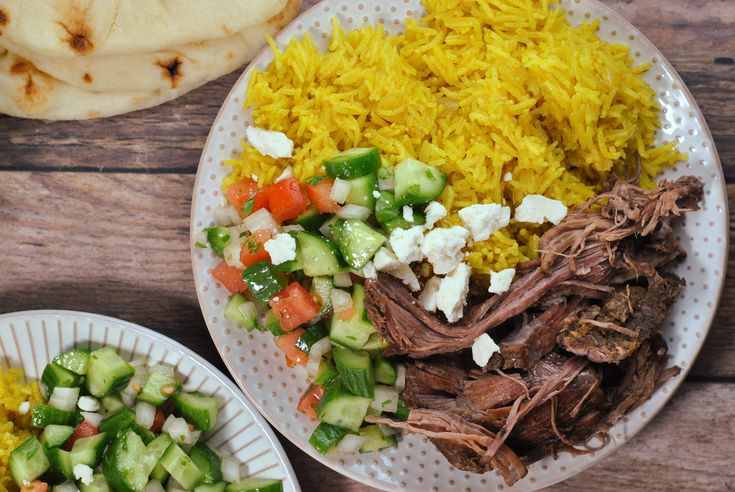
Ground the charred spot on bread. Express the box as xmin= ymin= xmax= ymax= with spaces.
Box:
xmin=0 ymin=8 xmax=9 ymax=26
xmin=83 ymin=72 xmax=92 ymax=83
xmin=157 ymin=57 xmax=183 ymax=88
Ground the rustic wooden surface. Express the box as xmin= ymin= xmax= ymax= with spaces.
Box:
xmin=0 ymin=0 xmax=733 ymax=490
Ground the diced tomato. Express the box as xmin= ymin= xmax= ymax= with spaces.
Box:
xmin=151 ymin=407 xmax=167 ymax=433
xmin=297 ymin=384 xmax=325 ymax=420
xmin=269 ymin=283 xmax=322 ymax=331
xmin=212 ymin=261 xmax=248 ymax=294
xmin=64 ymin=420 xmax=98 ymax=451
xmin=304 ymin=178 xmax=341 ymax=214
xmin=267 ymin=178 xmax=308 ymax=223
xmin=275 ymin=328 xmax=308 ymax=367
xmin=21 ymin=481 xmax=48 ymax=492
xmin=240 ymin=229 xmax=273 ymax=267
xmin=226 ymin=179 xmax=270 ymax=217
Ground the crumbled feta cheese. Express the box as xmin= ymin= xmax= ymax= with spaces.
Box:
xmin=264 ymin=233 xmax=297 ymax=265
xmin=436 ymin=263 xmax=472 ymax=323
xmin=472 ymin=334 xmax=500 ymax=367
xmin=488 ymin=268 xmax=516 ymax=294
xmin=77 ymin=396 xmax=100 ymax=412
xmin=389 ymin=226 xmax=425 ymax=264
xmin=245 ymin=126 xmax=294 ymax=159
xmin=251 ymin=174 xmax=259 ymax=182
xmin=17 ymin=401 xmax=30 ymax=415
xmin=418 ymin=276 xmax=442 ymax=313
xmin=421 ymin=226 xmax=469 ymax=275
xmin=515 ymin=195 xmax=568 ymax=225
xmin=372 ymin=190 xmax=382 ymax=199
xmin=503 ymin=172 xmax=513 ymax=182
xmin=274 ymin=166 xmax=294 ymax=183
xmin=362 ymin=261 xmax=378 ymax=280
xmin=373 ymin=248 xmax=420 ymax=291
xmin=402 ymin=206 xmax=414 ymax=223
xmin=423 ymin=201 xmax=447 ymax=229
xmin=458 ymin=204 xmax=511 ymax=242
xmin=73 ymin=464 xmax=94 ymax=486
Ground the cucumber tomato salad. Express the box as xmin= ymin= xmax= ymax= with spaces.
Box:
xmin=196 ymin=147 xmax=447 ymax=456
xmin=9 ymin=347 xmax=282 ymax=492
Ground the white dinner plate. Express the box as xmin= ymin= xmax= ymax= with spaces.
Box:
xmin=0 ymin=310 xmax=301 ymax=492
xmin=190 ymin=1 xmax=728 ymax=490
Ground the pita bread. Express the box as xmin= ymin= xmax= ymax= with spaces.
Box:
xmin=0 ymin=0 xmax=300 ymax=92
xmin=0 ymin=0 xmax=288 ymax=58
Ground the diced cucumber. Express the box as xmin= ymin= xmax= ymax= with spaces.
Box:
xmin=370 ymin=385 xmax=399 ymax=414
xmin=318 ymin=215 xmax=340 ymax=241
xmin=173 ymin=392 xmax=219 ymax=432
xmin=71 ymin=432 xmax=108 ymax=468
xmin=332 ymin=348 xmax=374 ymax=398
xmin=189 ymin=443 xmax=222 ymax=484
xmin=374 ymin=191 xmax=400 ymax=225
xmin=133 ymin=426 xmax=156 ymax=445
xmin=225 ymin=478 xmax=283 ymax=492
xmin=308 ymin=422 xmax=349 ymax=455
xmin=103 ymin=428 xmax=158 ymax=492
xmin=345 ymin=174 xmax=378 ymax=209
xmin=331 ymin=220 xmax=386 ymax=270
xmin=195 ymin=483 xmax=226 ymax=492
xmin=86 ymin=347 xmax=135 ymax=398
xmin=314 ymin=359 xmax=338 ymax=386
xmin=394 ymin=158 xmax=447 ymax=206
xmin=138 ymin=371 xmax=181 ymax=406
xmin=296 ymin=207 xmax=329 ymax=231
xmin=150 ymin=463 xmax=170 ymax=483
xmin=42 ymin=363 xmax=84 ymax=394
xmin=311 ymin=276 xmax=333 ymax=317
xmin=258 ymin=310 xmax=285 ymax=337
xmin=146 ymin=433 xmax=174 ymax=462
xmin=31 ymin=404 xmax=75 ymax=428
xmin=295 ymin=323 xmax=328 ymax=353
xmin=80 ymin=473 xmax=111 ymax=492
xmin=160 ymin=443 xmax=204 ymax=491
xmin=40 ymin=424 xmax=75 ymax=448
xmin=242 ymin=261 xmax=286 ymax=305
xmin=392 ymin=396 xmax=410 ymax=421
xmin=100 ymin=393 xmax=125 ymax=415
xmin=295 ymin=231 xmax=347 ymax=277
xmin=224 ymin=294 xmax=259 ymax=331
xmin=54 ymin=349 xmax=91 ymax=375
xmin=362 ymin=333 xmax=388 ymax=356
xmin=329 ymin=285 xmax=376 ymax=350
xmin=373 ymin=358 xmax=397 ymax=386
xmin=9 ymin=437 xmax=50 ymax=487
xmin=204 ymin=227 xmax=232 ymax=257
xmin=99 ymin=409 xmax=136 ymax=435
xmin=382 ymin=213 xmax=426 ymax=235
xmin=323 ymin=148 xmax=381 ymax=180
xmin=46 ymin=447 xmax=75 ymax=481
xmin=317 ymin=380 xmax=371 ymax=432
xmin=358 ymin=425 xmax=397 ymax=453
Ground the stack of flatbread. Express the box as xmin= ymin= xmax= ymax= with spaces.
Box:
xmin=0 ymin=0 xmax=300 ymax=120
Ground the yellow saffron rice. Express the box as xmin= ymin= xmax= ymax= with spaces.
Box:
xmin=0 ymin=368 xmax=44 ymax=492
xmin=225 ymin=0 xmax=685 ymax=272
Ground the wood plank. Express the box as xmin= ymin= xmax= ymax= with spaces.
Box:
xmin=0 ymin=0 xmax=732 ymax=181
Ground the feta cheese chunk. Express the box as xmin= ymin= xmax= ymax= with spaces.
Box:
xmin=264 ymin=233 xmax=297 ymax=265
xmin=17 ymin=401 xmax=30 ymax=415
xmin=245 ymin=126 xmax=294 ymax=159
xmin=374 ymin=247 xmax=420 ymax=291
xmin=472 ymin=334 xmax=500 ymax=367
xmin=402 ymin=206 xmax=414 ymax=223
xmin=418 ymin=276 xmax=442 ymax=312
xmin=424 ymin=201 xmax=447 ymax=228
xmin=458 ymin=204 xmax=511 ymax=242
xmin=389 ymin=226 xmax=425 ymax=264
xmin=362 ymin=261 xmax=378 ymax=280
xmin=421 ymin=226 xmax=469 ymax=275
xmin=436 ymin=263 xmax=472 ymax=323
xmin=488 ymin=268 xmax=516 ymax=294
xmin=515 ymin=195 xmax=568 ymax=225
xmin=274 ymin=166 xmax=294 ymax=183
xmin=73 ymin=463 xmax=94 ymax=486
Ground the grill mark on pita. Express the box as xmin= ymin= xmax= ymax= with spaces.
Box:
xmin=157 ymin=57 xmax=183 ymax=88
xmin=0 ymin=8 xmax=9 ymax=26
xmin=83 ymin=73 xmax=92 ymax=83
xmin=58 ymin=3 xmax=95 ymax=55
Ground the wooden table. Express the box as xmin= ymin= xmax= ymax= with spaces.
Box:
xmin=1 ymin=1 xmax=733 ymax=490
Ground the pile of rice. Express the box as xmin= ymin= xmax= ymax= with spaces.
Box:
xmin=0 ymin=368 xmax=43 ymax=492
xmin=226 ymin=0 xmax=685 ymax=272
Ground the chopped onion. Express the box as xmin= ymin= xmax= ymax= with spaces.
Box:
xmin=144 ymin=480 xmax=165 ymax=492
xmin=330 ymin=289 xmax=353 ymax=313
xmin=336 ymin=204 xmax=372 ymax=221
xmin=81 ymin=412 xmax=103 ymax=428
xmin=214 ymin=205 xmax=233 ymax=226
xmin=333 ymin=272 xmax=352 ymax=288
xmin=165 ymin=479 xmax=187 ymax=492
xmin=306 ymin=337 xmax=332 ymax=378
xmin=120 ymin=389 xmax=136 ymax=408
xmin=329 ymin=178 xmax=352 ymax=204
xmin=49 ymin=387 xmax=80 ymax=412
xmin=77 ymin=396 xmax=100 ymax=412
xmin=163 ymin=415 xmax=193 ymax=444
xmin=135 ymin=401 xmax=156 ymax=430
xmin=370 ymin=385 xmax=399 ymax=414
xmin=275 ymin=166 xmax=294 ymax=183
xmin=306 ymin=355 xmax=321 ymax=379
xmin=221 ymin=456 xmax=241 ymax=482
xmin=226 ymin=205 xmax=242 ymax=225
xmin=378 ymin=178 xmax=395 ymax=191
xmin=54 ymin=481 xmax=79 ymax=492
xmin=223 ymin=237 xmax=245 ymax=269
xmin=379 ymin=424 xmax=396 ymax=437
xmin=282 ymin=224 xmax=305 ymax=232
xmin=335 ymin=434 xmax=367 ymax=454
xmin=243 ymin=208 xmax=278 ymax=234
xmin=394 ymin=364 xmax=406 ymax=392
xmin=194 ymin=230 xmax=208 ymax=248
